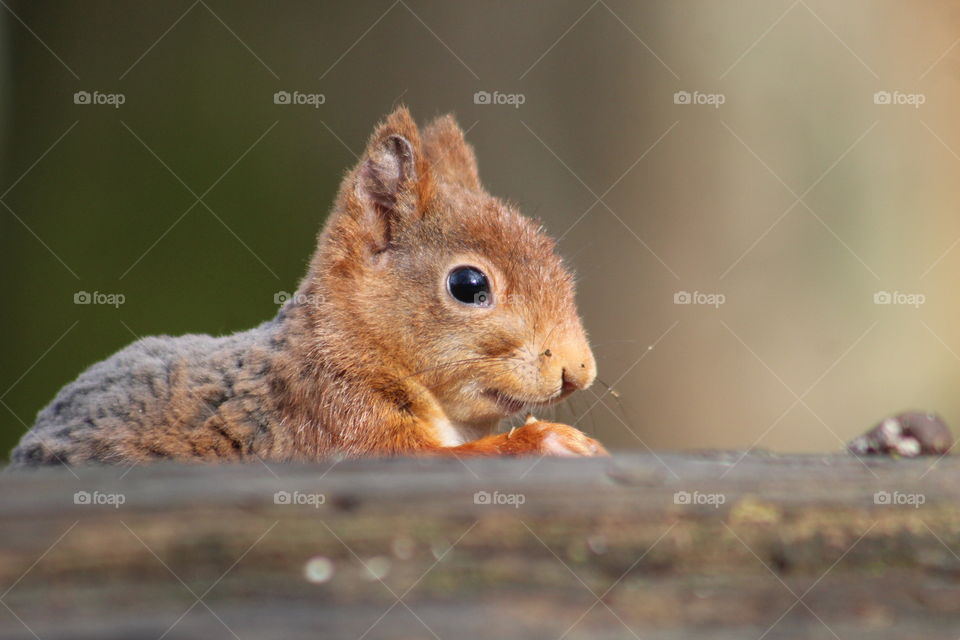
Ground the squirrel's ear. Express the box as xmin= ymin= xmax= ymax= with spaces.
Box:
xmin=354 ymin=106 xmax=431 ymax=252
xmin=360 ymin=133 xmax=415 ymax=210
xmin=422 ymin=115 xmax=480 ymax=190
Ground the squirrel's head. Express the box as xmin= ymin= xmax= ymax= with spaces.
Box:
xmin=308 ymin=106 xmax=595 ymax=430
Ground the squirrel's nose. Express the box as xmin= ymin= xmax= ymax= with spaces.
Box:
xmin=542 ymin=329 xmax=597 ymax=395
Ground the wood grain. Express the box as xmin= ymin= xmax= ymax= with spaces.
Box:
xmin=1 ymin=452 xmax=958 ymax=639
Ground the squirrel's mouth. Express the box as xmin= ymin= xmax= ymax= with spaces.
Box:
xmin=483 ymin=389 xmax=564 ymax=416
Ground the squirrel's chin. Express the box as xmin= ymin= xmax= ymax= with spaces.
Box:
xmin=482 ymin=389 xmax=563 ymax=417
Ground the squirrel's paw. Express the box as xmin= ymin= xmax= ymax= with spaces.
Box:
xmin=514 ymin=420 xmax=609 ymax=457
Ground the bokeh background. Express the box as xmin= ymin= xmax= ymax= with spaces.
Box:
xmin=2 ymin=0 xmax=960 ymax=457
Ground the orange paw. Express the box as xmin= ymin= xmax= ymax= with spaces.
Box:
xmin=518 ymin=420 xmax=609 ymax=457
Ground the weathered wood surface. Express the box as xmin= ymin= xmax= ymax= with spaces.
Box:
xmin=1 ymin=452 xmax=959 ymax=639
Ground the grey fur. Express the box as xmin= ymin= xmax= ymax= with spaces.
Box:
xmin=11 ymin=316 xmax=286 ymax=465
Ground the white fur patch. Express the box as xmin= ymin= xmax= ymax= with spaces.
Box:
xmin=430 ymin=417 xmax=467 ymax=447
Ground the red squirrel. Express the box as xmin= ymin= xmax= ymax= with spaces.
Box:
xmin=12 ymin=107 xmax=607 ymax=464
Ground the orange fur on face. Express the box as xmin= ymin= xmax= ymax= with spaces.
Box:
xmin=12 ymin=106 xmax=606 ymax=465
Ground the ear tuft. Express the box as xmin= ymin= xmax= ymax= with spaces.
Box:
xmin=378 ymin=105 xmax=419 ymax=141
xmin=359 ymin=106 xmax=424 ymax=205
xmin=351 ymin=106 xmax=431 ymax=254
xmin=361 ymin=134 xmax=415 ymax=209
xmin=422 ymin=114 xmax=480 ymax=190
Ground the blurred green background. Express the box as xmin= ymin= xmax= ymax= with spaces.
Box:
xmin=3 ymin=0 xmax=960 ymax=458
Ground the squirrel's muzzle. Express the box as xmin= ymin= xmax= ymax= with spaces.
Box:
xmin=544 ymin=332 xmax=596 ymax=396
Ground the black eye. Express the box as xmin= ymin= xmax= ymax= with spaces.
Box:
xmin=447 ymin=266 xmax=492 ymax=306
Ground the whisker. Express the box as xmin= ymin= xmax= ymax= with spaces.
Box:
xmin=538 ymin=320 xmax=563 ymax=355
xmin=593 ymin=376 xmax=632 ymax=428
xmin=397 ymin=355 xmax=520 ymax=383
xmin=590 ymin=339 xmax=640 ymax=349
xmin=391 ymin=356 xmax=528 ymax=408
xmin=563 ymin=394 xmax=594 ymax=436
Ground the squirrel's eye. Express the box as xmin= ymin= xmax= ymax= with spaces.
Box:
xmin=447 ymin=266 xmax=491 ymax=307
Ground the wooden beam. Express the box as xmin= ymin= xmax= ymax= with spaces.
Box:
xmin=1 ymin=453 xmax=958 ymax=639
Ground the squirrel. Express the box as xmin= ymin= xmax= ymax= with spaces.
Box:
xmin=11 ymin=107 xmax=607 ymax=465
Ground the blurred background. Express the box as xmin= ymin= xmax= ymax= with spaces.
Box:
xmin=2 ymin=0 xmax=959 ymax=457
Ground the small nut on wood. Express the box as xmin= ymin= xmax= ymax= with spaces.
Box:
xmin=848 ymin=411 xmax=954 ymax=457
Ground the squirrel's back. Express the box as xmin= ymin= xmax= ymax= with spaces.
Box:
xmin=12 ymin=320 xmax=283 ymax=465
